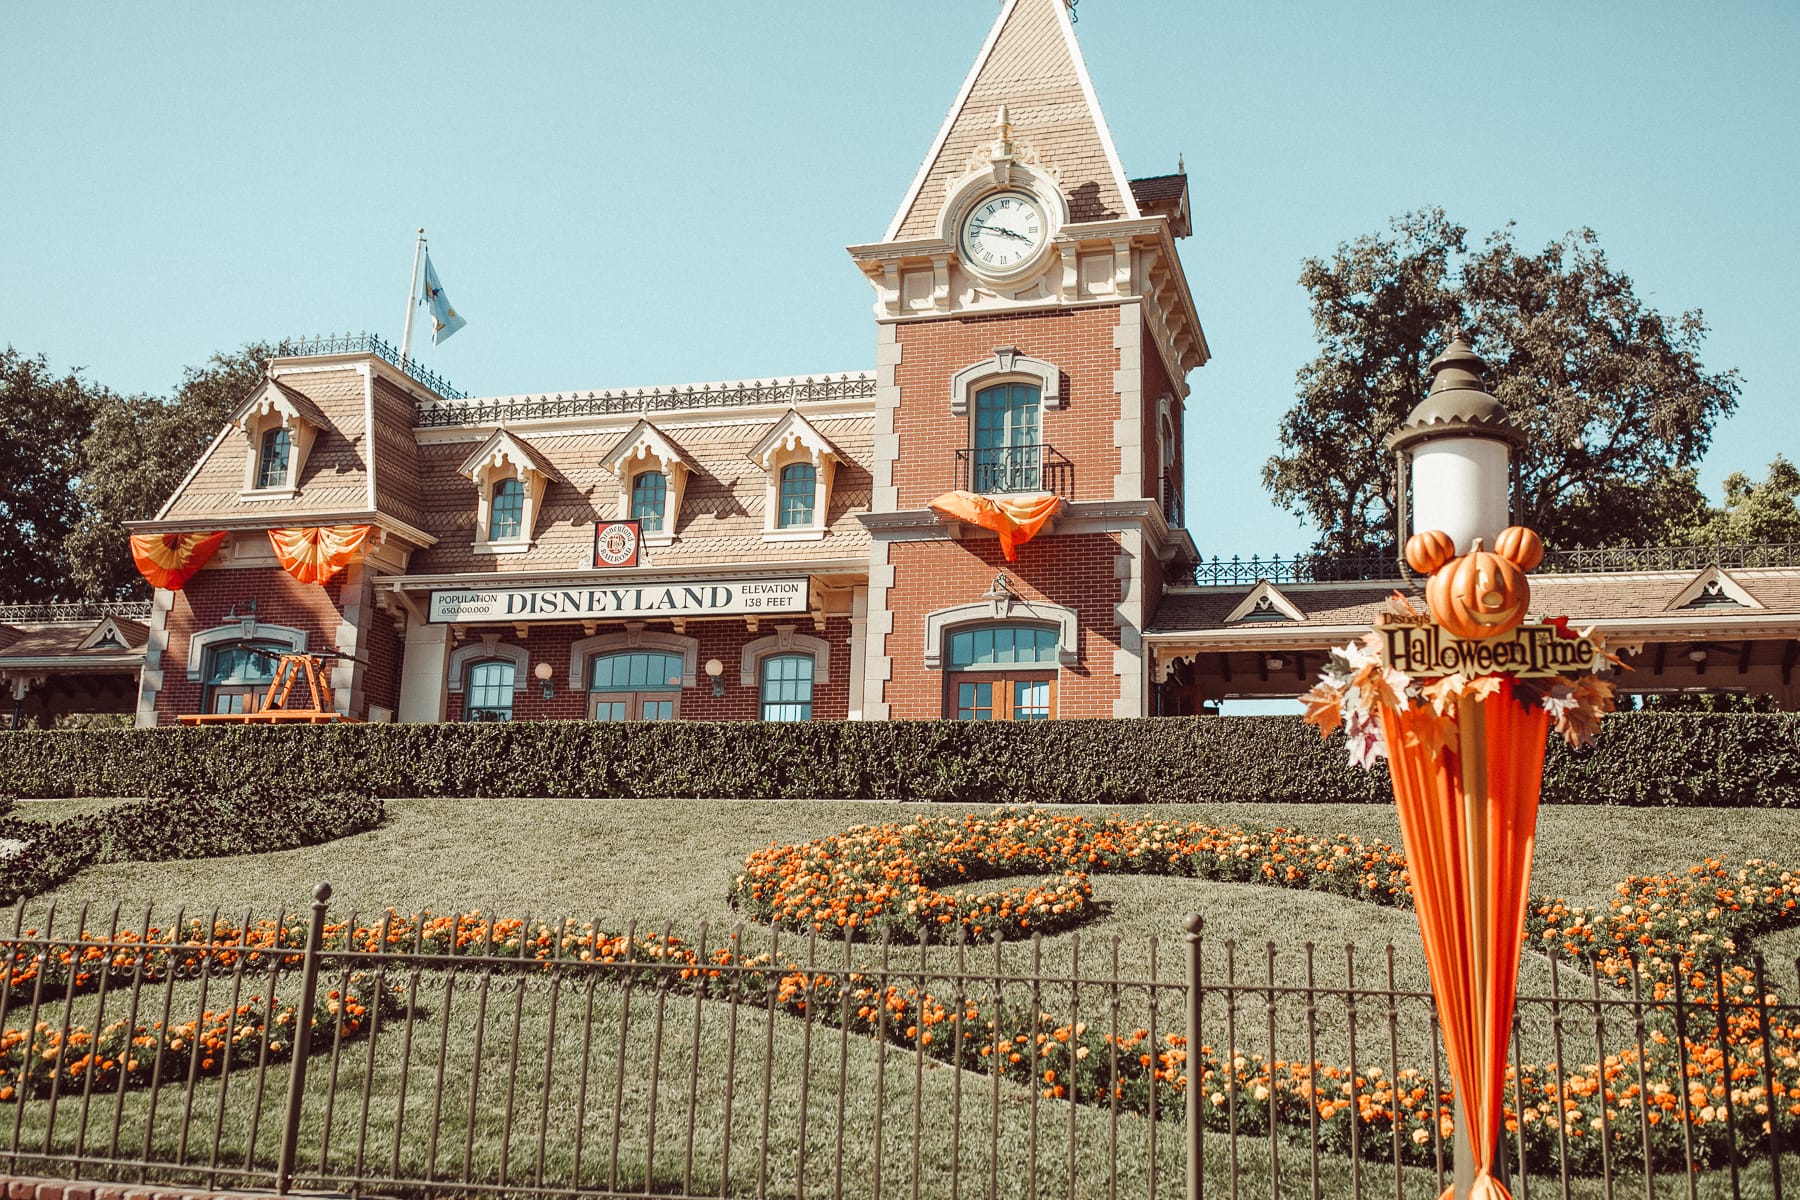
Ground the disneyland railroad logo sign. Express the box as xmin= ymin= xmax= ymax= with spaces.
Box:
xmin=426 ymin=576 xmax=809 ymax=623
xmin=1302 ymin=525 xmax=1625 ymax=1200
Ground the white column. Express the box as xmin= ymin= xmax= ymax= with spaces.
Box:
xmin=846 ymin=586 xmax=869 ymax=720
xmin=398 ymin=623 xmax=451 ymax=722
xmin=135 ymin=588 xmax=176 ymax=727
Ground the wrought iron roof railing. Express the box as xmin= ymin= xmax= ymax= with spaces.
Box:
xmin=1176 ymin=542 xmax=1800 ymax=588
xmin=414 ymin=373 xmax=877 ymax=429
xmin=0 ymin=600 xmax=154 ymax=623
xmin=275 ymin=333 xmax=468 ymax=400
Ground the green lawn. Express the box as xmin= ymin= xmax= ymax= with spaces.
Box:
xmin=15 ymin=798 xmax=1800 ymax=1200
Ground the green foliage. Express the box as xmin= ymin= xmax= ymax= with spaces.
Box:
xmin=1663 ymin=454 xmax=1800 ymax=548
xmin=0 ymin=788 xmax=384 ymax=904
xmin=63 ymin=343 xmax=276 ymax=599
xmin=0 ymin=348 xmax=106 ymax=602
xmin=1 ymin=714 xmax=1794 ymax=808
xmin=1264 ymin=209 xmax=1740 ymax=556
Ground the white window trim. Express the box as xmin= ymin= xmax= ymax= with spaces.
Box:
xmin=602 ymin=422 xmax=692 ymax=547
xmin=236 ymin=384 xmax=320 ymax=498
xmin=567 ymin=623 xmax=699 ymax=691
xmin=740 ymin=624 xmax=832 ymax=687
xmin=750 ymin=409 xmax=839 ymax=541
xmin=460 ymin=430 xmax=557 ymax=553
xmin=949 ymin=348 xmax=1063 ymax=417
xmin=922 ymin=600 xmax=1078 ymax=670
xmin=186 ymin=621 xmax=308 ymax=682
xmin=447 ymin=635 xmax=530 ymax=695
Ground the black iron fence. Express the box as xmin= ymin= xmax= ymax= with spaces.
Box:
xmin=1179 ymin=542 xmax=1800 ymax=588
xmin=273 ymin=333 xmax=468 ymax=401
xmin=955 ymin=444 xmax=1075 ymax=498
xmin=0 ymin=602 xmax=153 ymax=624
xmin=4 ymin=891 xmax=1796 ymax=1199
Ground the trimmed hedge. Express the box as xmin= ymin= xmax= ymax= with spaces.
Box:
xmin=0 ymin=788 xmax=385 ymax=904
xmin=1 ymin=713 xmax=1796 ymax=806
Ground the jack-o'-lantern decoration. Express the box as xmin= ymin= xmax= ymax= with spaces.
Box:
xmin=1421 ymin=527 xmax=1541 ymax=641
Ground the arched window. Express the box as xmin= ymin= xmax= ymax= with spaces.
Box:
xmin=631 ymin=471 xmax=668 ymax=533
xmin=489 ymin=478 xmax=526 ymax=541
xmin=255 ymin=427 xmax=292 ymax=490
xmin=465 ymin=659 xmax=516 ymax=721
xmin=943 ymin=623 xmax=1058 ymax=722
xmin=972 ymin=383 xmax=1040 ymax=493
xmin=202 ymin=642 xmax=282 ymax=715
xmin=588 ymin=649 xmax=685 ymax=721
xmin=759 ymin=653 xmax=814 ymax=721
xmin=777 ymin=462 xmax=817 ymax=528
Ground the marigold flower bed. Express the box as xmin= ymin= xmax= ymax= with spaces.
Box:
xmin=6 ymin=808 xmax=1799 ymax=1176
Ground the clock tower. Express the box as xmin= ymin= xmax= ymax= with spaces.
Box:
xmin=850 ymin=0 xmax=1208 ymax=720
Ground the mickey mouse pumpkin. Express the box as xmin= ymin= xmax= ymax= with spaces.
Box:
xmin=1404 ymin=525 xmax=1544 ymax=641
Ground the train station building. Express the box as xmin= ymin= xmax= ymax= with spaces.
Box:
xmin=7 ymin=0 xmax=1793 ymax=728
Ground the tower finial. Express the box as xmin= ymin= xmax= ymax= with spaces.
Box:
xmin=992 ymin=105 xmax=1015 ymax=161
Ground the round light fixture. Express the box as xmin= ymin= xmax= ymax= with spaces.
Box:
xmin=534 ymin=661 xmax=554 ymax=681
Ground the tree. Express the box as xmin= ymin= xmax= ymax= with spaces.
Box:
xmin=1662 ymin=456 xmax=1800 ymax=547
xmin=1263 ymin=209 xmax=1741 ymax=557
xmin=63 ymin=344 xmax=273 ymax=599
xmin=0 ymin=348 xmax=103 ymax=603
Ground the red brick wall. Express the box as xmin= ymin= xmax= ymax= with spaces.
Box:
xmin=362 ymin=593 xmax=403 ymax=717
xmin=156 ymin=567 xmax=349 ymax=722
xmin=441 ymin=617 xmax=855 ymax=722
xmin=882 ymin=532 xmax=1123 ymax=718
xmin=2 ymin=1174 xmax=267 ymax=1200
xmin=1141 ymin=324 xmax=1182 ymax=513
xmin=893 ymin=307 xmax=1125 ymax=509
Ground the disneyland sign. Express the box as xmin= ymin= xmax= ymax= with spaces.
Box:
xmin=1377 ymin=618 xmax=1600 ymax=679
xmin=427 ymin=577 xmax=809 ymax=624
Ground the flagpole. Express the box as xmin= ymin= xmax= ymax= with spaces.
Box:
xmin=398 ymin=228 xmax=425 ymax=366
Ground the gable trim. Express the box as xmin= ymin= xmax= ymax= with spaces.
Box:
xmin=882 ymin=0 xmax=1020 ymax=243
xmin=1049 ymin=0 xmax=1139 ymax=220
xmin=1224 ymin=582 xmax=1306 ymax=624
xmin=1667 ymin=565 xmax=1764 ymax=612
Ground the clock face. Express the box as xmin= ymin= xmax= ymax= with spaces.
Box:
xmin=959 ymin=191 xmax=1048 ymax=275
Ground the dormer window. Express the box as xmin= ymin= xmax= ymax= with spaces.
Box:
xmin=256 ymin=428 xmax=292 ymax=490
xmin=778 ymin=463 xmax=817 ymax=528
xmin=601 ymin=421 xmax=693 ymax=548
xmin=234 ymin=375 xmax=327 ymax=499
xmin=631 ymin=470 xmax=668 ymax=533
xmin=459 ymin=428 xmax=562 ymax=554
xmin=750 ymin=409 xmax=841 ymax=541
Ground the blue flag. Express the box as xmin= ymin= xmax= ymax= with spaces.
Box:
xmin=419 ymin=252 xmax=467 ymax=344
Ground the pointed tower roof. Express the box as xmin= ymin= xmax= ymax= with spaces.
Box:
xmin=884 ymin=0 xmax=1139 ymax=242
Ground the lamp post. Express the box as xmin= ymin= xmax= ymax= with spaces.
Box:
xmin=1388 ymin=333 xmax=1526 ymax=559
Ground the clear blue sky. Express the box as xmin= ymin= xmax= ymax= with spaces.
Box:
xmin=4 ymin=1 xmax=1794 ymax=556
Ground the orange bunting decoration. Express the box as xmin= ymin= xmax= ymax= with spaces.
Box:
xmin=1382 ymin=678 xmax=1548 ymax=1200
xmin=267 ymin=524 xmax=374 ymax=585
xmin=926 ymin=490 xmax=1063 ymax=562
xmin=128 ymin=530 xmax=228 ymax=591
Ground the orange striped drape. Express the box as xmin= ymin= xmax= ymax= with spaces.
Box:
xmin=1380 ymin=678 xmax=1549 ymax=1200
xmin=128 ymin=530 xmax=228 ymax=591
xmin=268 ymin=524 xmax=374 ymax=585
xmin=927 ymin=491 xmax=1063 ymax=562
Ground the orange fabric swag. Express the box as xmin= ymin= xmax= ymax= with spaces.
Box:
xmin=927 ymin=491 xmax=1063 ymax=562
xmin=268 ymin=524 xmax=374 ymax=585
xmin=1380 ymin=678 xmax=1549 ymax=1200
xmin=128 ymin=530 xmax=228 ymax=591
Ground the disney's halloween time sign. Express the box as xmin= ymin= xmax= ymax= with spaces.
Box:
xmin=1376 ymin=613 xmax=1601 ymax=678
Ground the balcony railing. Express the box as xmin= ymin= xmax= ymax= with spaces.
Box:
xmin=1173 ymin=542 xmax=1800 ymax=588
xmin=275 ymin=332 xmax=468 ymax=400
xmin=953 ymin=443 xmax=1074 ymax=497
